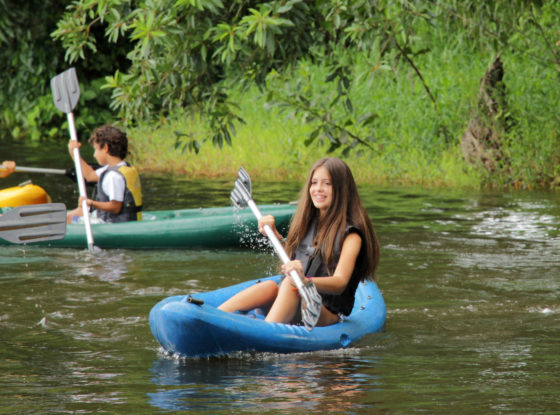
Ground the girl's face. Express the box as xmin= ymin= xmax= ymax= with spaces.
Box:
xmin=92 ymin=142 xmax=109 ymax=165
xmin=309 ymin=166 xmax=333 ymax=214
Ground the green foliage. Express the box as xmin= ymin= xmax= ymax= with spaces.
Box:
xmin=1 ymin=0 xmax=559 ymax=188
xmin=52 ymin=0 xmax=317 ymax=147
xmin=49 ymin=0 xmax=450 ymax=155
xmin=0 ymin=0 xmax=65 ymax=139
xmin=263 ymin=60 xmax=380 ymax=158
xmin=0 ymin=0 xmax=116 ymax=141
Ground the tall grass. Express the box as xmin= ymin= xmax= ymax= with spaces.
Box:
xmin=130 ymin=102 xmax=325 ymax=181
xmin=129 ymin=41 xmax=556 ymax=189
xmin=502 ymin=58 xmax=560 ymax=188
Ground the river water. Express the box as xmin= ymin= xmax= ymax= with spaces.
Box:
xmin=1 ymin=138 xmax=559 ymax=414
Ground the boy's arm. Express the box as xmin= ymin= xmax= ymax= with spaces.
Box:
xmin=84 ymin=171 xmax=126 ymax=214
xmin=68 ymin=141 xmax=98 ymax=182
xmin=83 ymin=198 xmax=123 ymax=214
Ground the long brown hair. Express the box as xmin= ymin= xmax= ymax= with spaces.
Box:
xmin=284 ymin=158 xmax=380 ymax=281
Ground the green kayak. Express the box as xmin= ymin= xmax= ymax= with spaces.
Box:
xmin=0 ymin=204 xmax=296 ymax=249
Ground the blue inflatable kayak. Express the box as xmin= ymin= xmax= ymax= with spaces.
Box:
xmin=149 ymin=275 xmax=386 ymax=357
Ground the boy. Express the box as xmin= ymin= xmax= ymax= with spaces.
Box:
xmin=66 ymin=125 xmax=142 ymax=224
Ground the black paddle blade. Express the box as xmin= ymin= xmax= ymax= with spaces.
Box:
xmin=51 ymin=68 xmax=80 ymax=113
xmin=230 ymin=167 xmax=252 ymax=209
xmin=0 ymin=203 xmax=67 ymax=243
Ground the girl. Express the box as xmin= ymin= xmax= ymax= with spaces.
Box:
xmin=219 ymin=157 xmax=379 ymax=327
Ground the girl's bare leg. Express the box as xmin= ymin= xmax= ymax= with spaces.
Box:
xmin=266 ymin=279 xmax=341 ymax=326
xmin=317 ymin=306 xmax=340 ymax=326
xmin=218 ymin=280 xmax=278 ymax=313
xmin=265 ymin=278 xmax=301 ymax=324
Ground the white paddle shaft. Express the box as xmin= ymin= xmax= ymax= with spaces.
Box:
xmin=246 ymin=199 xmax=306 ymax=290
xmin=12 ymin=166 xmax=66 ymax=175
xmin=67 ymin=112 xmax=94 ymax=251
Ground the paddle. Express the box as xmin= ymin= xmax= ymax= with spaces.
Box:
xmin=0 ymin=203 xmax=66 ymax=243
xmin=51 ymin=67 xmax=95 ymax=251
xmin=3 ymin=164 xmax=98 ymax=186
xmin=230 ymin=167 xmax=322 ymax=330
xmin=12 ymin=166 xmax=66 ymax=175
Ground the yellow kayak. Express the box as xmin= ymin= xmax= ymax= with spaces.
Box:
xmin=0 ymin=182 xmax=51 ymax=208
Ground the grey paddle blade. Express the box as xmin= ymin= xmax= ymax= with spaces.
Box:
xmin=0 ymin=203 xmax=67 ymax=243
xmin=300 ymin=281 xmax=323 ymax=330
xmin=230 ymin=167 xmax=252 ymax=209
xmin=51 ymin=68 xmax=80 ymax=113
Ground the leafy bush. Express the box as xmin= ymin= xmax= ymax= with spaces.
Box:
xmin=1 ymin=0 xmax=559 ymax=188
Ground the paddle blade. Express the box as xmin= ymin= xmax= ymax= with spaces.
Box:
xmin=300 ymin=281 xmax=323 ymax=330
xmin=0 ymin=203 xmax=67 ymax=243
xmin=230 ymin=167 xmax=252 ymax=209
xmin=51 ymin=68 xmax=80 ymax=113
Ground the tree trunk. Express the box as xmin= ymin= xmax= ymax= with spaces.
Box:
xmin=461 ymin=55 xmax=510 ymax=171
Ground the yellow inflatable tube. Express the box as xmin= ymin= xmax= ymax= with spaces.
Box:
xmin=0 ymin=182 xmax=51 ymax=208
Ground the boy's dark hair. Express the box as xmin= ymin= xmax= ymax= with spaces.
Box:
xmin=88 ymin=125 xmax=128 ymax=159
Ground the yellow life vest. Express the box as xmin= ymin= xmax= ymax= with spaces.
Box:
xmin=97 ymin=164 xmax=143 ymax=222
xmin=118 ymin=165 xmax=143 ymax=221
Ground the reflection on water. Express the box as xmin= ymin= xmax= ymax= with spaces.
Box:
xmin=149 ymin=350 xmax=383 ymax=413
xmin=64 ymin=250 xmax=133 ymax=282
xmin=468 ymin=205 xmax=559 ymax=241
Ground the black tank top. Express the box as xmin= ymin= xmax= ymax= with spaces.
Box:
xmin=293 ymin=221 xmax=364 ymax=316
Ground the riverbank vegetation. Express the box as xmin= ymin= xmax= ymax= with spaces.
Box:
xmin=130 ymin=77 xmax=482 ymax=187
xmin=1 ymin=1 xmax=559 ymax=189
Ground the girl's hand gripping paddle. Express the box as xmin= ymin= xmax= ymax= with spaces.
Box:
xmin=230 ymin=167 xmax=322 ymax=330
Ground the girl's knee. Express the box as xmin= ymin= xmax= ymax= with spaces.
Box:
xmin=260 ymin=279 xmax=279 ymax=298
xmin=278 ymin=277 xmax=298 ymax=294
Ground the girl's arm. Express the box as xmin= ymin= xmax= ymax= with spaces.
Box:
xmin=283 ymin=232 xmax=362 ymax=295
xmin=258 ymin=214 xmax=283 ymax=240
